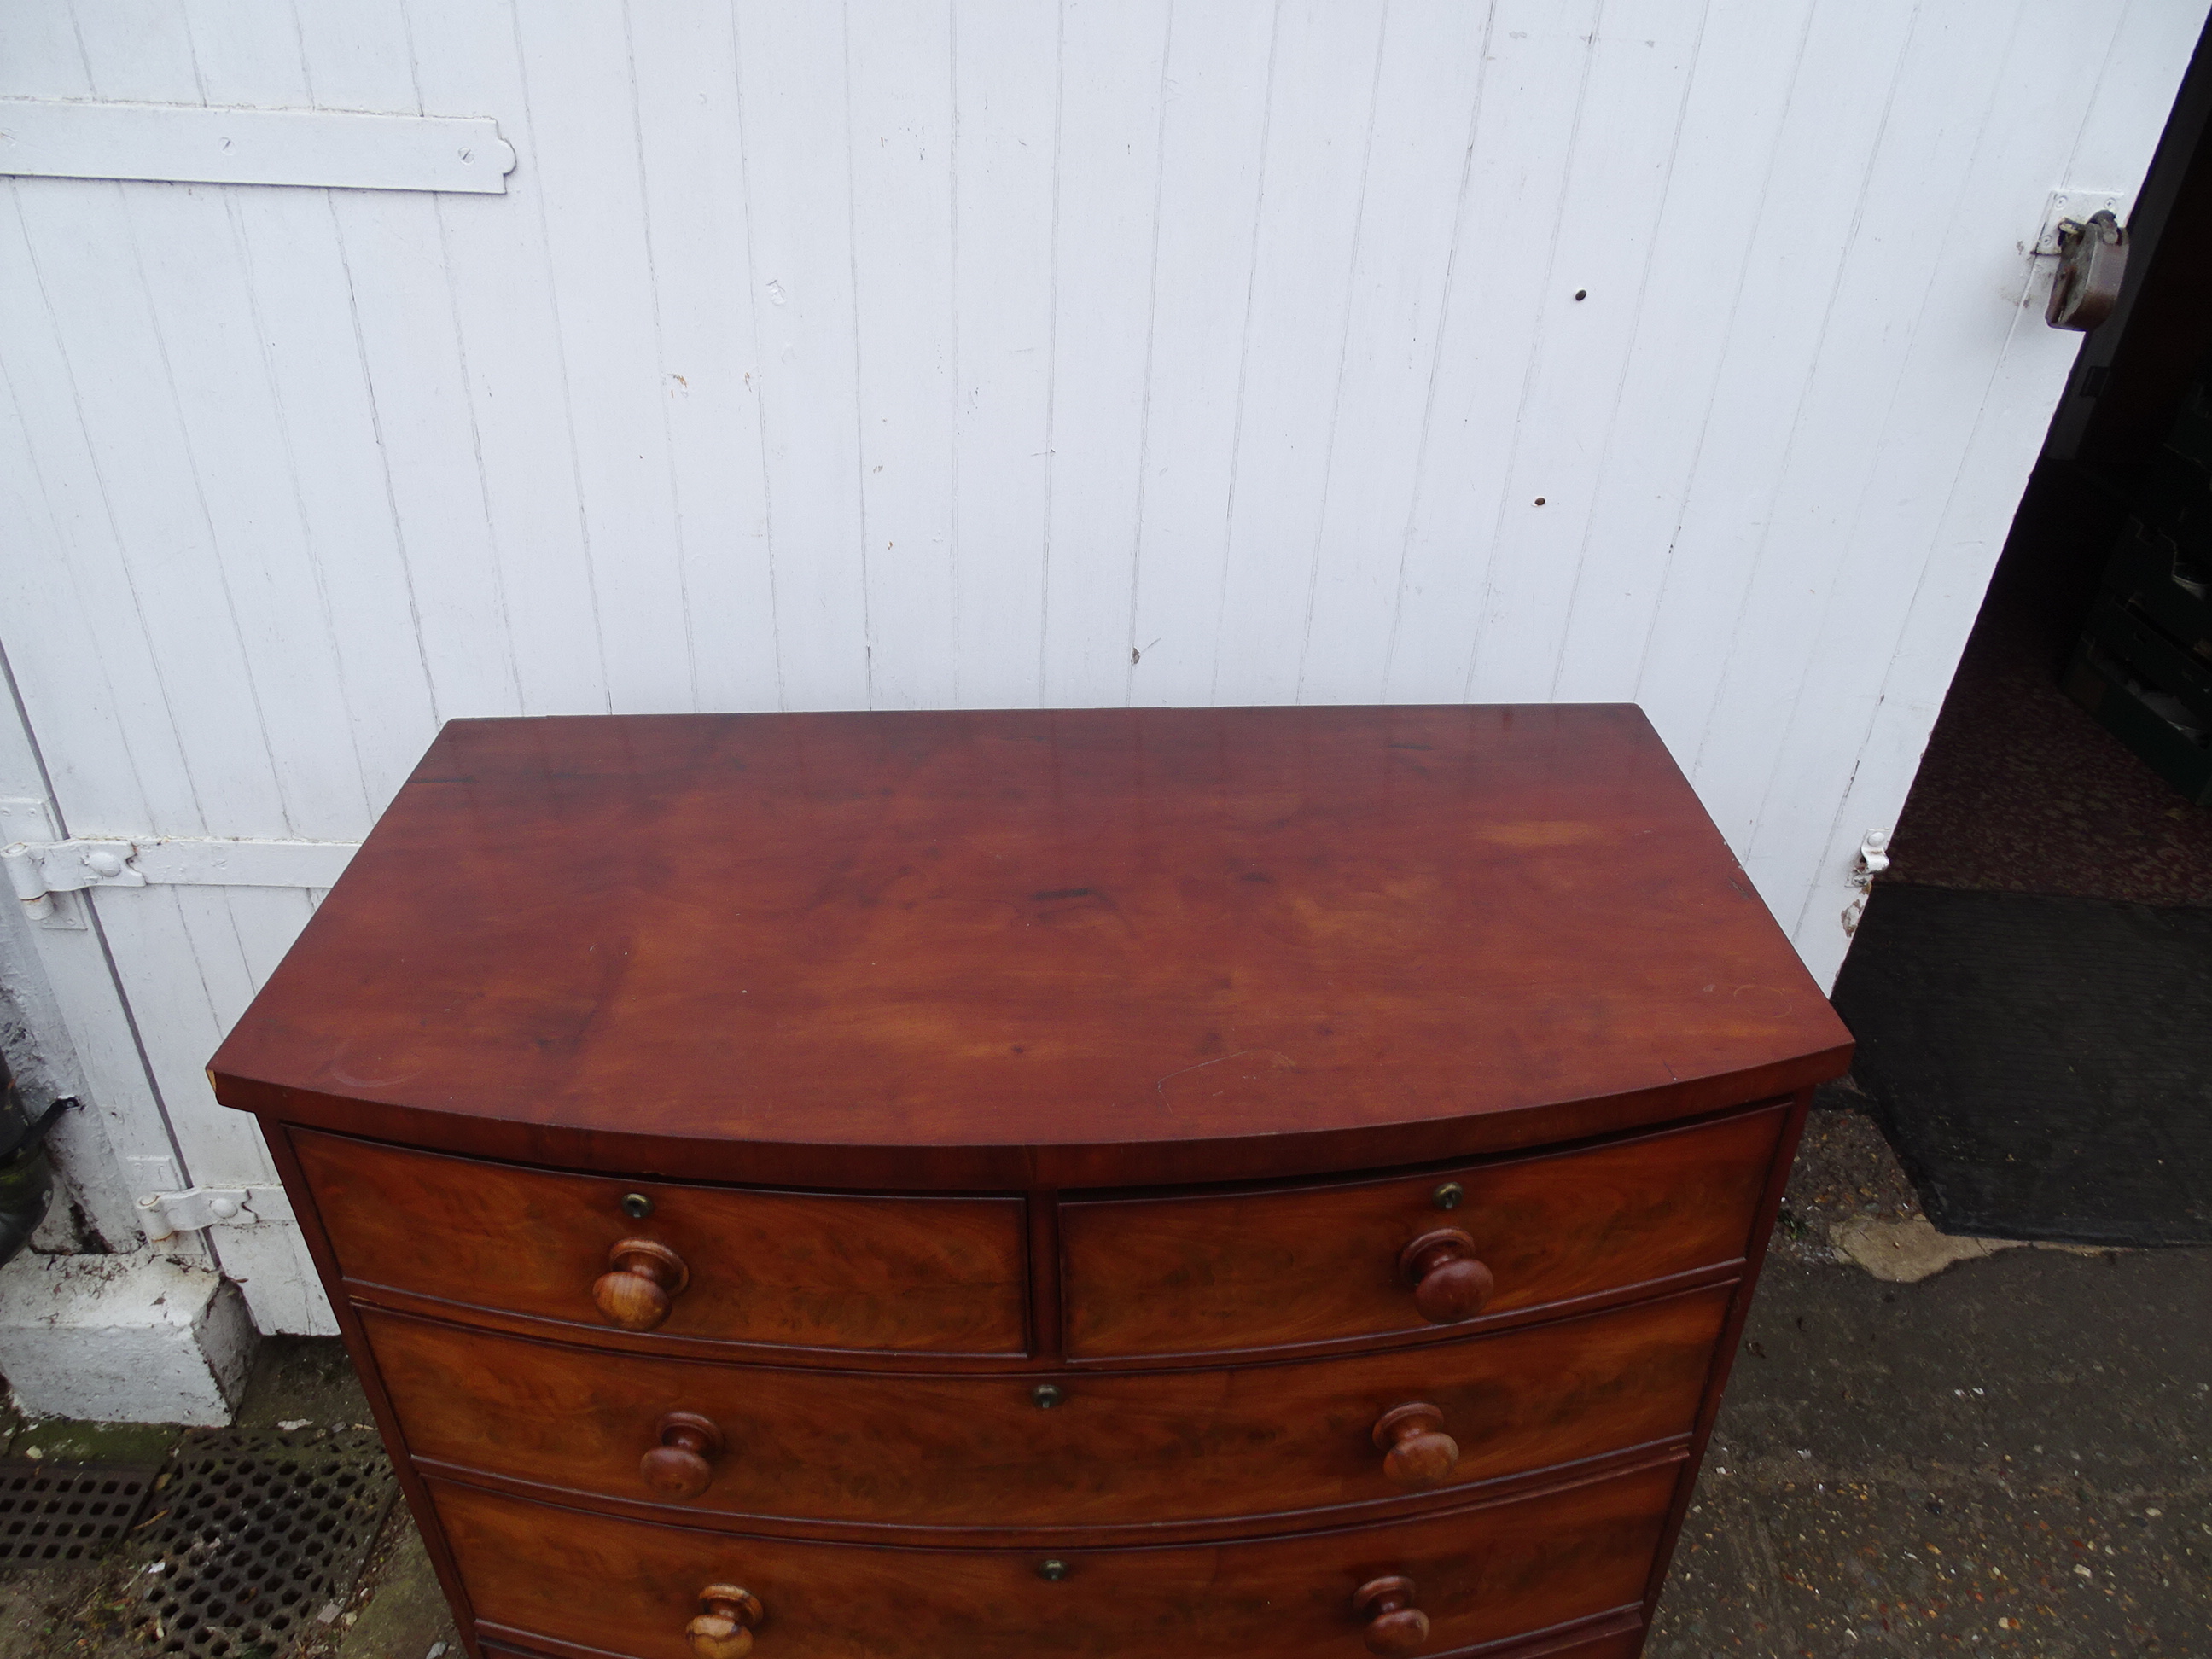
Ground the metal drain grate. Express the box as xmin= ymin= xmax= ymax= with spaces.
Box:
xmin=132 ymin=1428 xmax=397 ymax=1658
xmin=0 ymin=1459 xmax=160 ymax=1564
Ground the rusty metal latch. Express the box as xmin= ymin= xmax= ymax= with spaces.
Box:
xmin=2046 ymin=209 xmax=2126 ymax=332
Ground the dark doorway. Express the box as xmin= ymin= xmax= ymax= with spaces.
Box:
xmin=1831 ymin=15 xmax=2212 ymax=1246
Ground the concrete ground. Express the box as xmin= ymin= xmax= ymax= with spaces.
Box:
xmin=0 ymin=1097 xmax=2203 ymax=1657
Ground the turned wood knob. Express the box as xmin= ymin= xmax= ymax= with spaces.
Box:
xmin=1371 ymin=1403 xmax=1459 ymax=1487
xmin=1397 ymin=1228 xmax=1493 ymax=1324
xmin=686 ymin=1584 xmax=762 ymax=1658
xmin=1353 ymin=1575 xmax=1430 ymax=1656
xmin=593 ymin=1237 xmax=690 ymax=1330
xmin=641 ymin=1411 xmax=726 ymax=1499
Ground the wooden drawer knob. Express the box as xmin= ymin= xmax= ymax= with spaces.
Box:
xmin=593 ymin=1237 xmax=690 ymax=1330
xmin=1371 ymin=1402 xmax=1459 ymax=1487
xmin=1353 ymin=1575 xmax=1430 ymax=1656
xmin=1398 ymin=1228 xmax=1493 ymax=1324
xmin=641 ymin=1411 xmax=726 ymax=1499
xmin=686 ymin=1584 xmax=763 ymax=1658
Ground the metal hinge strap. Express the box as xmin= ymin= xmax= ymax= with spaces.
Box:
xmin=3 ymin=835 xmax=358 ymax=921
xmin=136 ymin=1185 xmax=297 ymax=1243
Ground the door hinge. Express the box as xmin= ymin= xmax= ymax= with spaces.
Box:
xmin=3 ymin=828 xmax=358 ymax=927
xmin=136 ymin=1184 xmax=296 ymax=1243
xmin=1850 ymin=830 xmax=1892 ymax=890
xmin=1841 ymin=830 xmax=1893 ymax=937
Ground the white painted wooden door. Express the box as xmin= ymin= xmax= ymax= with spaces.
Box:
xmin=3 ymin=1 xmax=2205 ymax=1336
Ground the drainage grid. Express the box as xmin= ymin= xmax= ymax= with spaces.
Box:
xmin=131 ymin=1427 xmax=397 ymax=1658
xmin=0 ymin=1459 xmax=160 ymax=1564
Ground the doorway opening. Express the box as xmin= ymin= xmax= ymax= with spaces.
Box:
xmin=1831 ymin=14 xmax=2212 ymax=1247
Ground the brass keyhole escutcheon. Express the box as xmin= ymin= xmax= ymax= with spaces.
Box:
xmin=621 ymin=1191 xmax=655 ymax=1219
xmin=1032 ymin=1383 xmax=1063 ymax=1410
xmin=1431 ymin=1181 xmax=1463 ymax=1211
xmin=1037 ymin=1558 xmax=1068 ymax=1582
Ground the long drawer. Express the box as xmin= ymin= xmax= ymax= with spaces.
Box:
xmin=367 ymin=1287 xmax=1726 ymax=1538
xmin=291 ymin=1129 xmax=1029 ymax=1356
xmin=1061 ymin=1104 xmax=1784 ymax=1360
xmin=437 ymin=1459 xmax=1679 ymax=1659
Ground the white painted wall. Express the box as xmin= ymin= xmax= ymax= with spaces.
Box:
xmin=1 ymin=0 xmax=2203 ymax=1336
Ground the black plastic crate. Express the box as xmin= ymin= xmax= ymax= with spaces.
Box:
xmin=2101 ymin=516 xmax=2212 ymax=657
xmin=2065 ymin=622 xmax=2212 ymax=806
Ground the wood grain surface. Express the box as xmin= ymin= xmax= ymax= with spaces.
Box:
xmin=1062 ymin=1107 xmax=1781 ymax=1359
xmin=293 ymin=1129 xmax=1028 ymax=1356
xmin=211 ymin=707 xmax=1849 ymax=1190
xmin=438 ymin=1459 xmax=1677 ymax=1659
xmin=363 ymin=1287 xmax=1726 ymax=1540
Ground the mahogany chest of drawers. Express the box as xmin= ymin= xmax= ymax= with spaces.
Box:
xmin=211 ymin=705 xmax=1850 ymax=1659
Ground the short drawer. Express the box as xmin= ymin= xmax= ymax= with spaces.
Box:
xmin=290 ymin=1130 xmax=1028 ymax=1356
xmin=437 ymin=1458 xmax=1677 ymax=1659
xmin=1062 ymin=1104 xmax=1786 ymax=1360
xmin=365 ymin=1286 xmax=1726 ymax=1537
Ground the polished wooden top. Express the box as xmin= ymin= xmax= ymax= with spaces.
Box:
xmin=211 ymin=707 xmax=1849 ymax=1187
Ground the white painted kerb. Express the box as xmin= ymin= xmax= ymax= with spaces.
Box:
xmin=0 ymin=1251 xmax=255 ymax=1425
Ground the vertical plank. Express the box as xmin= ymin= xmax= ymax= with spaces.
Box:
xmin=7 ymin=183 xmax=292 ymax=836
xmin=13 ymin=6 xmax=288 ymax=840
xmin=119 ymin=178 xmax=377 ymax=836
xmin=0 ymin=3 xmax=88 ymax=100
xmin=1382 ymin=0 xmax=1600 ymax=704
xmin=1691 ymin=0 xmax=2022 ymax=857
xmin=626 ymin=0 xmax=782 ymax=713
xmin=217 ymin=882 xmax=335 ymax=1332
xmin=1123 ymin=0 xmax=1278 ymax=707
xmin=0 ymin=381 xmax=183 ymax=1247
xmin=1738 ymin=0 xmax=2091 ymax=893
xmin=186 ymin=0 xmax=439 ymax=816
xmin=405 ymin=0 xmax=609 ymax=719
xmin=732 ymin=0 xmax=873 ymax=710
xmin=283 ymin=1 xmax=532 ymax=728
xmin=90 ymin=890 xmax=271 ymax=1185
xmin=1209 ymin=0 xmax=1391 ymax=706
xmin=1551 ymin=0 xmax=1819 ymax=703
xmin=849 ymin=0 xmax=960 ymax=709
xmin=1465 ymin=7 xmax=1705 ymax=702
xmin=63 ymin=0 xmax=201 ymax=102
xmin=948 ymin=0 xmax=1059 ymax=708
xmin=1628 ymin=0 xmax=1921 ymax=801
xmin=1295 ymin=0 xmax=1489 ymax=707
xmin=95 ymin=884 xmax=335 ymax=1331
xmin=0 ymin=196 xmax=189 ymax=836
xmin=509 ymin=0 xmax=695 ymax=713
xmin=1039 ymin=0 xmax=1173 ymax=708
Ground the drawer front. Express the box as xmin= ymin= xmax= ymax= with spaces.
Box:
xmin=291 ymin=1130 xmax=1028 ymax=1356
xmin=367 ymin=1287 xmax=1726 ymax=1535
xmin=1062 ymin=1105 xmax=1785 ymax=1360
xmin=437 ymin=1460 xmax=1676 ymax=1659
